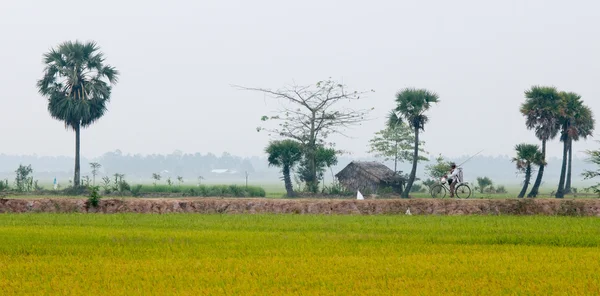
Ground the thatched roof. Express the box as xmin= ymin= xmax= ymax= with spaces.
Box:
xmin=335 ymin=161 xmax=405 ymax=184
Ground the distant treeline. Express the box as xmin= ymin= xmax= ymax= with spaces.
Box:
xmin=0 ymin=150 xmax=595 ymax=185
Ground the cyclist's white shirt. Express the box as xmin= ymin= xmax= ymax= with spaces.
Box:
xmin=448 ymin=168 xmax=460 ymax=182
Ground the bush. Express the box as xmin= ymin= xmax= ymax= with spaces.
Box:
xmin=410 ymin=184 xmax=425 ymax=193
xmin=181 ymin=185 xmax=266 ymax=197
xmin=118 ymin=180 xmax=131 ymax=192
xmin=131 ymin=185 xmax=143 ymax=197
xmin=62 ymin=186 xmax=89 ymax=196
xmin=0 ymin=179 xmax=9 ymax=191
xmin=496 ymin=185 xmax=508 ymax=194
xmin=322 ymin=183 xmax=353 ymax=196
xmin=87 ymin=186 xmax=102 ymax=208
xmin=422 ymin=179 xmax=436 ymax=189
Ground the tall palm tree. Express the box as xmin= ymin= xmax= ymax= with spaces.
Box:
xmin=565 ymin=105 xmax=595 ymax=193
xmin=520 ymin=86 xmax=561 ymax=197
xmin=265 ymin=140 xmax=303 ymax=197
xmin=394 ymin=88 xmax=439 ymax=198
xmin=512 ymin=144 xmax=544 ymax=198
xmin=555 ymin=92 xmax=584 ymax=198
xmin=37 ymin=41 xmax=119 ymax=187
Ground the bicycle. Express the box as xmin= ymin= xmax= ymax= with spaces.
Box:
xmin=430 ymin=180 xmax=472 ymax=198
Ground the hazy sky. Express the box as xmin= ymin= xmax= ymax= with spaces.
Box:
xmin=1 ymin=0 xmax=599 ymax=160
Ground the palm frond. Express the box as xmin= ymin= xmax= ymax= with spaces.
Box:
xmin=395 ymin=88 xmax=439 ymax=130
xmin=37 ymin=40 xmax=119 ymax=129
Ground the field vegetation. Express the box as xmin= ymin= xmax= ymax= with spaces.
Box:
xmin=0 ymin=214 xmax=599 ymax=295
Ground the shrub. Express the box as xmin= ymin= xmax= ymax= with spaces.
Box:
xmin=0 ymin=179 xmax=9 ymax=191
xmin=101 ymin=177 xmax=112 ymax=194
xmin=62 ymin=186 xmax=89 ymax=196
xmin=496 ymin=185 xmax=508 ymax=194
xmin=422 ymin=179 xmax=436 ymax=189
xmin=410 ymin=184 xmax=424 ymax=193
xmin=118 ymin=180 xmax=131 ymax=192
xmin=322 ymin=183 xmax=353 ymax=196
xmin=87 ymin=186 xmax=102 ymax=208
xmin=131 ymin=185 xmax=143 ymax=197
xmin=180 ymin=185 xmax=266 ymax=197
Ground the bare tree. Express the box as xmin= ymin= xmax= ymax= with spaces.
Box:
xmin=235 ymin=79 xmax=372 ymax=192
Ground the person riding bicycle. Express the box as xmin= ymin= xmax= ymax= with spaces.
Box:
xmin=444 ymin=163 xmax=461 ymax=198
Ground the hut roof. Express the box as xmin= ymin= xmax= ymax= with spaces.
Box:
xmin=335 ymin=161 xmax=404 ymax=184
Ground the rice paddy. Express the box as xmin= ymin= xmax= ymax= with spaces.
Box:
xmin=0 ymin=214 xmax=599 ymax=295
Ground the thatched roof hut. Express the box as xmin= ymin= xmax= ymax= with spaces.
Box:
xmin=335 ymin=161 xmax=406 ymax=195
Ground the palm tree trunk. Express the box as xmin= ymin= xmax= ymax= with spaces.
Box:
xmin=402 ymin=127 xmax=419 ymax=198
xmin=556 ymin=137 xmax=570 ymax=198
xmin=518 ymin=164 xmax=531 ymax=198
xmin=74 ymin=124 xmax=81 ymax=187
xmin=565 ymin=138 xmax=573 ymax=194
xmin=527 ymin=139 xmax=546 ymax=198
xmin=283 ymin=165 xmax=294 ymax=197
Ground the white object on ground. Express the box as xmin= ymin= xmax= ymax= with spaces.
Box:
xmin=405 ymin=208 xmax=412 ymax=215
xmin=357 ymin=190 xmax=364 ymax=200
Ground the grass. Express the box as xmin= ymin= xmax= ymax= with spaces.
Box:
xmin=135 ymin=184 xmax=266 ymax=197
xmin=0 ymin=214 xmax=599 ymax=295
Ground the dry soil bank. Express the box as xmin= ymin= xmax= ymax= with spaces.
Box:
xmin=1 ymin=197 xmax=600 ymax=215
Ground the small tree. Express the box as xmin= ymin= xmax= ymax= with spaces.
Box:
xmin=369 ymin=111 xmax=427 ymax=173
xmin=152 ymin=173 xmax=161 ymax=186
xmin=166 ymin=177 xmax=173 ymax=188
xmin=476 ymin=177 xmax=493 ymax=194
xmin=14 ymin=164 xmax=34 ymax=192
xmin=197 ymin=176 xmax=204 ymax=186
xmin=177 ymin=176 xmax=184 ymax=186
xmin=583 ymin=143 xmax=600 ymax=196
xmin=237 ymin=79 xmax=372 ymax=193
xmin=425 ymin=155 xmax=452 ymax=180
xmin=513 ymin=144 xmax=544 ymax=198
xmin=89 ymin=162 xmax=102 ymax=185
xmin=297 ymin=145 xmax=338 ymax=192
xmin=265 ymin=140 xmax=303 ymax=197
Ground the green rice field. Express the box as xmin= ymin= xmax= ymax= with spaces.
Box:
xmin=0 ymin=214 xmax=599 ymax=295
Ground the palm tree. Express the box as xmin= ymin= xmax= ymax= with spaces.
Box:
xmin=265 ymin=140 xmax=303 ymax=197
xmin=520 ymin=86 xmax=561 ymax=197
xmin=555 ymin=92 xmax=585 ymax=198
xmin=565 ymin=105 xmax=595 ymax=193
xmin=89 ymin=162 xmax=102 ymax=186
xmin=394 ymin=88 xmax=439 ymax=198
xmin=37 ymin=41 xmax=119 ymax=187
xmin=512 ymin=144 xmax=544 ymax=198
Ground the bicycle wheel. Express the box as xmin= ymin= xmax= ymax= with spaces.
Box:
xmin=455 ymin=184 xmax=472 ymax=199
xmin=430 ymin=184 xmax=447 ymax=198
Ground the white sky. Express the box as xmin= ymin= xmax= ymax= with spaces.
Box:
xmin=1 ymin=0 xmax=599 ymax=160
